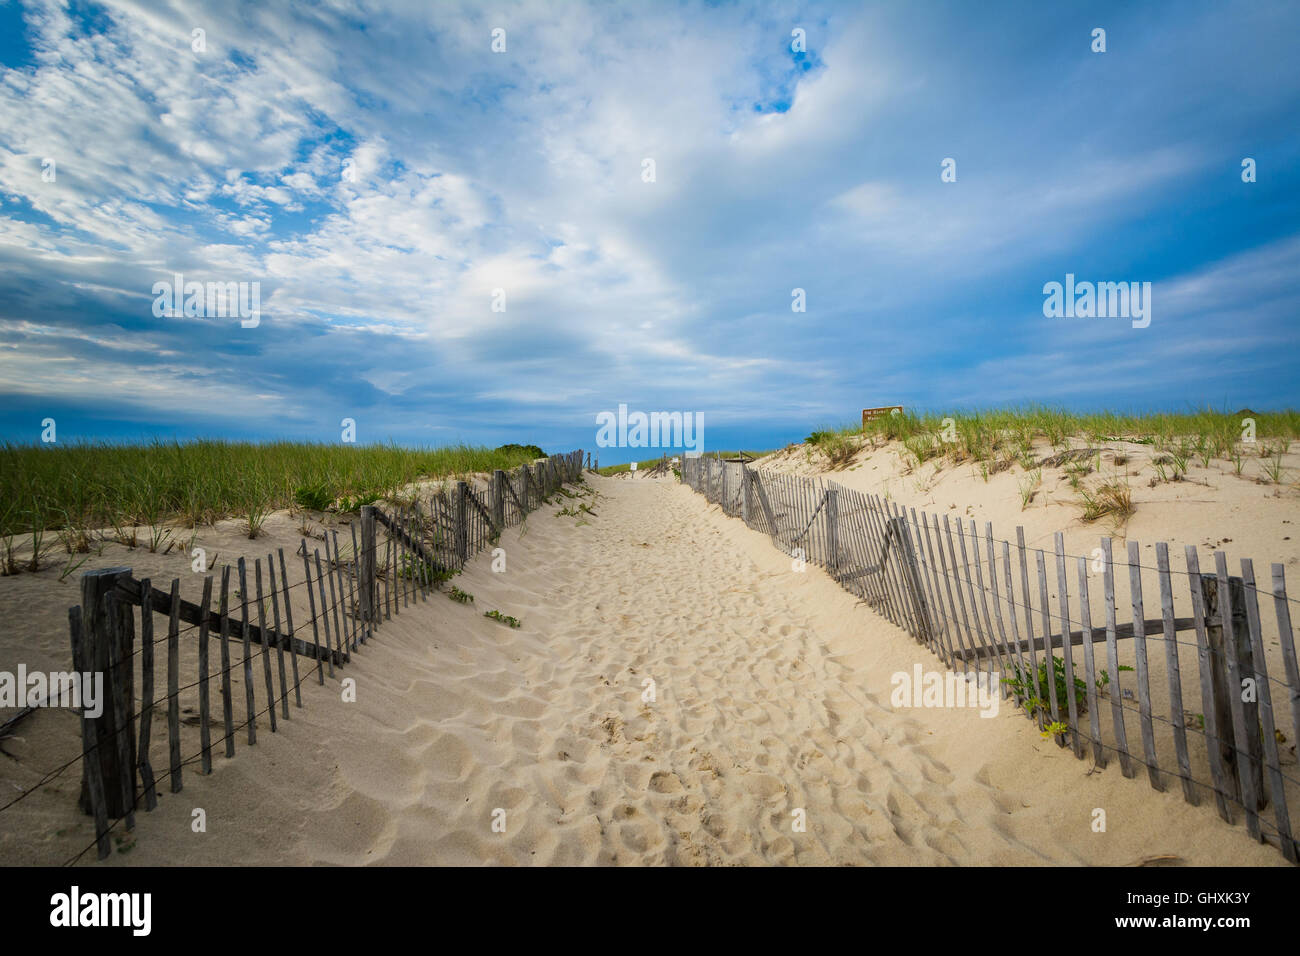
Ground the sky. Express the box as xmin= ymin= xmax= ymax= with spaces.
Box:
xmin=0 ymin=0 xmax=1297 ymax=464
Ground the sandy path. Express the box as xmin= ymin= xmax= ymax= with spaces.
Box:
xmin=288 ymin=475 xmax=1284 ymax=865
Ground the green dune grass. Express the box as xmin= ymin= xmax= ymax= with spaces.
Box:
xmin=0 ymin=440 xmax=545 ymax=544
xmin=804 ymin=406 xmax=1299 ymax=470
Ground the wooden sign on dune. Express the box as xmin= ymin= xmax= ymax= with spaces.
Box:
xmin=862 ymin=405 xmax=903 ymax=425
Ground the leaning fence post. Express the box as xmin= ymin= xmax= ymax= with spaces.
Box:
xmin=825 ymin=488 xmax=839 ymax=579
xmin=359 ymin=506 xmax=377 ymax=626
xmin=77 ymin=567 xmax=136 ymax=820
xmin=69 ymin=606 xmax=111 ymax=859
xmin=1201 ymin=571 xmax=1263 ymax=809
xmin=455 ymin=481 xmax=469 ymax=566
xmin=740 ymin=465 xmax=752 ymax=524
xmin=492 ymin=470 xmax=506 ymax=535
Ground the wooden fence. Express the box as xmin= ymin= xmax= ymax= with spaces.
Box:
xmin=64 ymin=450 xmax=585 ymax=861
xmin=680 ymin=454 xmax=1300 ymax=864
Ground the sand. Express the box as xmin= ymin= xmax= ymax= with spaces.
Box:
xmin=756 ymin=435 xmax=1300 ymax=574
xmin=0 ymin=469 xmax=1288 ymax=865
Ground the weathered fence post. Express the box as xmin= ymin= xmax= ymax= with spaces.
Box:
xmin=492 ymin=470 xmax=506 ymax=534
xmin=825 ymin=488 xmax=839 ymax=578
xmin=740 ymin=464 xmax=752 ymax=524
xmin=77 ymin=567 xmax=136 ymax=820
xmin=455 ymin=481 xmax=469 ymax=566
xmin=359 ymin=506 xmax=376 ymax=626
xmin=1201 ymin=572 xmax=1264 ymax=809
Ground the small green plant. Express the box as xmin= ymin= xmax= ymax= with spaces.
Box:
xmin=484 ymin=609 xmax=521 ymax=628
xmin=1095 ymin=664 xmax=1134 ymax=694
xmin=294 ymin=483 xmax=334 ymax=511
xmin=448 ymin=585 xmax=474 ymax=604
xmin=1002 ymin=656 xmax=1088 ymax=718
xmin=1041 ymin=720 xmax=1069 ymax=740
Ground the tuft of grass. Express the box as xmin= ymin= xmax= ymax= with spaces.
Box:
xmin=1078 ymin=480 xmax=1134 ymax=524
xmin=1018 ymin=469 xmax=1041 ymax=510
xmin=294 ymin=482 xmax=334 ymax=511
xmin=1261 ymin=443 xmax=1286 ymax=484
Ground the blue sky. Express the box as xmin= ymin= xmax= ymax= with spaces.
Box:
xmin=0 ymin=0 xmax=1297 ymax=464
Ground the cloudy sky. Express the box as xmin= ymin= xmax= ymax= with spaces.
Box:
xmin=0 ymin=0 xmax=1297 ymax=461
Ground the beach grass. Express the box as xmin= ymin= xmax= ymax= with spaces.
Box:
xmin=0 ymin=440 xmax=544 ymax=547
xmin=809 ymin=407 xmax=1299 ymax=465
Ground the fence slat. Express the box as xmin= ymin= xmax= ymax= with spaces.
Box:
xmin=1055 ymin=534 xmax=1082 ymax=757
xmin=351 ymin=523 xmax=367 ymax=644
xmin=1241 ymin=559 xmax=1296 ymax=861
xmin=1035 ymin=549 xmax=1063 ymax=738
xmin=197 ymin=574 xmax=214 ymax=772
xmin=1273 ymin=565 xmax=1300 ymax=819
xmin=68 ymin=606 xmax=111 ymax=860
xmin=1156 ymin=543 xmax=1194 ymax=803
xmin=1075 ymin=556 xmax=1106 ymax=767
xmin=254 ymin=560 xmax=276 ymax=733
xmin=1102 ymin=538 xmax=1133 ymax=776
xmin=137 ymin=577 xmax=158 ymax=810
xmin=935 ymin=514 xmax=976 ymax=665
xmin=1126 ymin=541 xmax=1161 ymax=789
xmin=267 ymin=553 xmax=289 ymax=719
xmin=880 ymin=501 xmax=915 ymax=632
xmin=914 ymin=508 xmax=949 ymax=661
xmin=916 ymin=511 xmax=955 ymax=665
xmin=1002 ymin=541 xmax=1028 ymax=711
xmin=984 ymin=524 xmax=1013 ymax=697
xmin=218 ymin=565 xmax=235 ymax=757
xmin=331 ymin=530 xmax=355 ymax=655
xmin=302 ymin=547 xmax=326 ymax=683
xmin=237 ymin=558 xmax=257 ymax=745
xmin=103 ymin=591 xmax=135 ymax=831
xmin=383 ymin=535 xmax=392 ymax=620
xmin=166 ymin=577 xmax=183 ymax=790
xmin=942 ymin=515 xmax=979 ymax=653
xmin=1216 ymin=551 xmax=1263 ymax=840
xmin=313 ymin=550 xmax=336 ymax=679
xmin=1186 ymin=545 xmax=1233 ymax=821
xmin=967 ymin=520 xmax=1002 ymax=688
xmin=323 ymin=537 xmax=345 ymax=665
xmin=1017 ymin=528 xmax=1043 ymax=732
xmin=400 ymin=512 xmax=411 ymax=608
